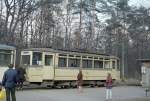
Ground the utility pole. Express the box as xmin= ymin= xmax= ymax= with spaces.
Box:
xmin=121 ymin=41 xmax=125 ymax=80
xmin=79 ymin=0 xmax=82 ymax=35
xmin=121 ymin=0 xmax=128 ymax=80
xmin=91 ymin=0 xmax=96 ymax=50
xmin=117 ymin=0 xmax=125 ymax=80
xmin=92 ymin=0 xmax=95 ymax=36
xmin=77 ymin=0 xmax=82 ymax=49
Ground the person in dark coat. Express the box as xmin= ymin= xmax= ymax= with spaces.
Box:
xmin=77 ymin=70 xmax=83 ymax=93
xmin=105 ymin=73 xmax=113 ymax=101
xmin=2 ymin=64 xmax=18 ymax=101
xmin=16 ymin=67 xmax=26 ymax=90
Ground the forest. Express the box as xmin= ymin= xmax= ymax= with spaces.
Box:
xmin=0 ymin=0 xmax=150 ymax=79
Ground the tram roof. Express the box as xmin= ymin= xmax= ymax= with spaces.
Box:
xmin=23 ymin=48 xmax=119 ymax=59
xmin=0 ymin=44 xmax=15 ymax=50
xmin=137 ymin=59 xmax=150 ymax=62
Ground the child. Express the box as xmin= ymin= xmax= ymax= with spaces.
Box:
xmin=105 ymin=73 xmax=113 ymax=101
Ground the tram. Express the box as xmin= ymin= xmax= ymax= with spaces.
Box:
xmin=0 ymin=44 xmax=16 ymax=84
xmin=20 ymin=48 xmax=120 ymax=87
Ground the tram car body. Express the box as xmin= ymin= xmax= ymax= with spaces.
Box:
xmin=138 ymin=59 xmax=150 ymax=87
xmin=0 ymin=44 xmax=16 ymax=84
xmin=21 ymin=48 xmax=120 ymax=86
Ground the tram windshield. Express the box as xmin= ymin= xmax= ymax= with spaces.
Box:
xmin=0 ymin=50 xmax=12 ymax=66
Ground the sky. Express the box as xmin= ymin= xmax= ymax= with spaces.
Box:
xmin=129 ymin=0 xmax=150 ymax=8
xmin=99 ymin=0 xmax=150 ymax=23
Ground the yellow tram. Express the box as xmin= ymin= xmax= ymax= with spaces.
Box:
xmin=20 ymin=48 xmax=120 ymax=87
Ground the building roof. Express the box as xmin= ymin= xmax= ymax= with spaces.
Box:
xmin=0 ymin=44 xmax=16 ymax=50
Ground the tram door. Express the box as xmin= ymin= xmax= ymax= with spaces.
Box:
xmin=42 ymin=53 xmax=54 ymax=80
xmin=146 ymin=67 xmax=150 ymax=86
xmin=22 ymin=51 xmax=43 ymax=82
xmin=141 ymin=64 xmax=150 ymax=87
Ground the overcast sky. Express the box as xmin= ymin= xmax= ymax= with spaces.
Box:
xmin=129 ymin=0 xmax=150 ymax=8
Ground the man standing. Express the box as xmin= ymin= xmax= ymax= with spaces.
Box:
xmin=2 ymin=64 xmax=18 ymax=101
xmin=77 ymin=70 xmax=83 ymax=93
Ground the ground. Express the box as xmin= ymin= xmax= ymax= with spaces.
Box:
xmin=15 ymin=86 xmax=150 ymax=101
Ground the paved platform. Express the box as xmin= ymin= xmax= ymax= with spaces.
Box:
xmin=15 ymin=86 xmax=149 ymax=101
xmin=119 ymin=97 xmax=150 ymax=101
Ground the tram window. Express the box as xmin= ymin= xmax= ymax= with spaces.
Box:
xmin=94 ymin=60 xmax=103 ymax=68
xmin=112 ymin=61 xmax=115 ymax=69
xmin=22 ymin=55 xmax=30 ymax=65
xmin=32 ymin=52 xmax=42 ymax=65
xmin=0 ymin=50 xmax=11 ymax=54
xmin=82 ymin=56 xmax=87 ymax=58
xmin=45 ymin=55 xmax=53 ymax=66
xmin=94 ymin=57 xmax=98 ymax=59
xmin=104 ymin=61 xmax=110 ymax=68
xmin=82 ymin=60 xmax=92 ymax=68
xmin=69 ymin=55 xmax=74 ymax=57
xmin=117 ymin=60 xmax=120 ymax=70
xmin=59 ymin=54 xmax=67 ymax=57
xmin=76 ymin=56 xmax=81 ymax=58
xmin=58 ymin=57 xmax=67 ymax=67
xmin=68 ymin=59 xmax=80 ymax=68
xmin=0 ymin=53 xmax=11 ymax=66
xmin=88 ymin=56 xmax=93 ymax=59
